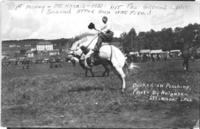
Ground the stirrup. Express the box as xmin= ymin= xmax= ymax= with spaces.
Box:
xmin=93 ymin=49 xmax=99 ymax=53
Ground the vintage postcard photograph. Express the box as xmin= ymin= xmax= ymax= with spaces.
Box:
xmin=1 ymin=1 xmax=200 ymax=128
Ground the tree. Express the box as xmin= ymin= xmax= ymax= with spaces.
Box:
xmin=120 ymin=28 xmax=137 ymax=53
xmin=119 ymin=23 xmax=200 ymax=52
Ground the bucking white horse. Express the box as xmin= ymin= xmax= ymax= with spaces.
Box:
xmin=69 ymin=33 xmax=128 ymax=92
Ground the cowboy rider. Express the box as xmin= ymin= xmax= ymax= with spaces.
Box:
xmin=93 ymin=16 xmax=114 ymax=53
xmin=89 ymin=16 xmax=114 ymax=65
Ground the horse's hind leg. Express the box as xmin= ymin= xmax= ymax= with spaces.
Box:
xmin=102 ymin=64 xmax=110 ymax=77
xmin=85 ymin=69 xmax=88 ymax=77
xmin=113 ymin=66 xmax=126 ymax=93
xmin=89 ymin=69 xmax=94 ymax=77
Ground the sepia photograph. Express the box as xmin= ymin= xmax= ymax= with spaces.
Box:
xmin=1 ymin=1 xmax=200 ymax=128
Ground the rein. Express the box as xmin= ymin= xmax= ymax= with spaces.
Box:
xmin=110 ymin=45 xmax=113 ymax=62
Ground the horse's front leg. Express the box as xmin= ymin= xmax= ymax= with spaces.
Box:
xmin=102 ymin=64 xmax=110 ymax=77
xmin=85 ymin=69 xmax=88 ymax=77
xmin=89 ymin=68 xmax=94 ymax=77
xmin=106 ymin=69 xmax=110 ymax=76
xmin=84 ymin=51 xmax=93 ymax=69
xmin=72 ymin=60 xmax=76 ymax=66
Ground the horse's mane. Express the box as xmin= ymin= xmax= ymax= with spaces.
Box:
xmin=76 ymin=33 xmax=95 ymax=40
xmin=71 ymin=33 xmax=97 ymax=50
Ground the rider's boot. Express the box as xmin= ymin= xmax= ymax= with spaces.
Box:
xmin=91 ymin=48 xmax=99 ymax=66
xmin=91 ymin=37 xmax=102 ymax=65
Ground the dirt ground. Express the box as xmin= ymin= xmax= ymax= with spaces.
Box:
xmin=1 ymin=59 xmax=200 ymax=128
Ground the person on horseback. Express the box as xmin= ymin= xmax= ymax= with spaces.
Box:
xmin=88 ymin=16 xmax=114 ymax=65
xmin=93 ymin=16 xmax=114 ymax=53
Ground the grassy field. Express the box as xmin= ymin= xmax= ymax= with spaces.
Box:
xmin=1 ymin=59 xmax=200 ymax=128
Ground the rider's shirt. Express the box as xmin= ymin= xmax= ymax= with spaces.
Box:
xmin=100 ymin=22 xmax=110 ymax=33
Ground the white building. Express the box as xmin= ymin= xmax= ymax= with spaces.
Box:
xmin=140 ymin=49 xmax=151 ymax=56
xmin=150 ymin=49 xmax=163 ymax=54
xmin=140 ymin=49 xmax=151 ymax=54
xmin=170 ymin=50 xmax=181 ymax=57
xmin=36 ymin=41 xmax=53 ymax=51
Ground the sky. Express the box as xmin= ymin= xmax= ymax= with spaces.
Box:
xmin=1 ymin=1 xmax=200 ymax=40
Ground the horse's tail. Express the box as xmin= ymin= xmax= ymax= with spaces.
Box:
xmin=123 ymin=60 xmax=129 ymax=75
xmin=123 ymin=58 xmax=140 ymax=76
